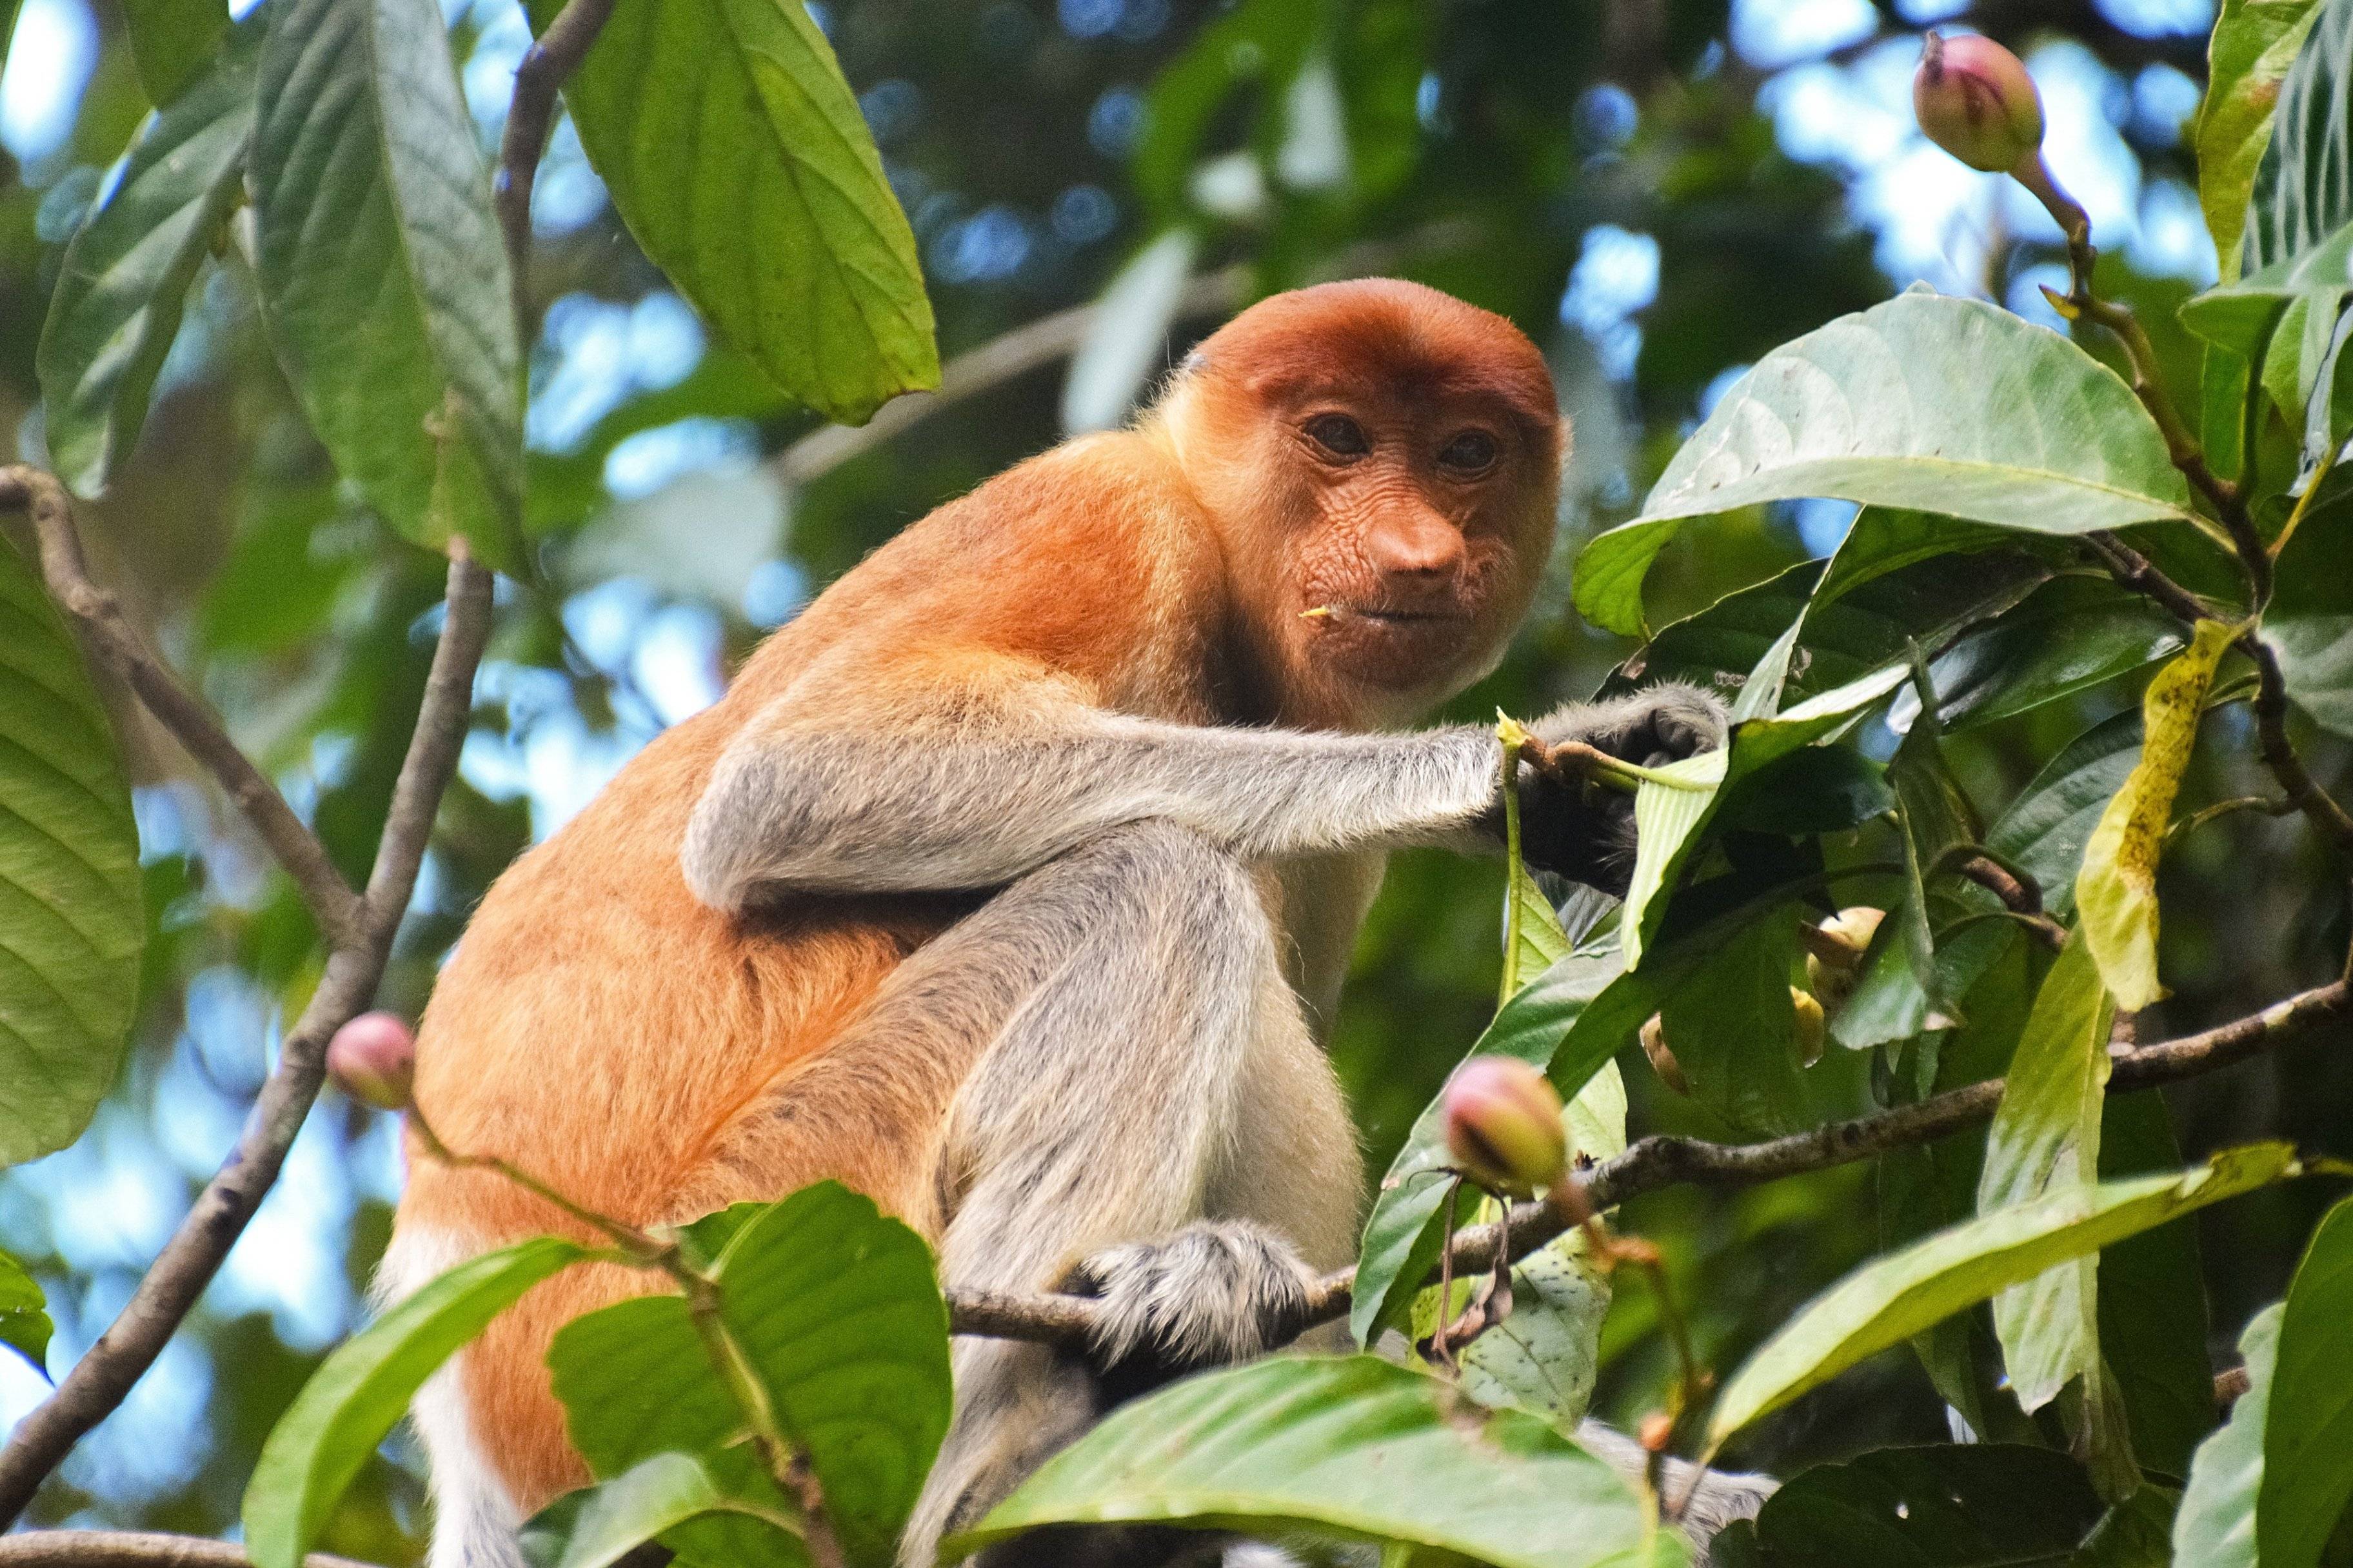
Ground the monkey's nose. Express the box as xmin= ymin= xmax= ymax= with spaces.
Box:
xmin=1367 ymin=511 xmax=1465 ymax=584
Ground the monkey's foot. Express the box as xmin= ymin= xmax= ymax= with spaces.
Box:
xmin=1064 ymin=1220 xmax=1319 ymax=1401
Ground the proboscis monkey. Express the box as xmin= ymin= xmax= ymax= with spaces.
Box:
xmin=384 ymin=279 xmax=1765 ymax=1568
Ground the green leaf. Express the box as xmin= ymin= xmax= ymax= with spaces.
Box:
xmin=2244 ymin=0 xmax=2353 ymax=276
xmin=522 ymin=1453 xmax=803 ymax=1568
xmin=0 ymin=1249 xmax=51 ymax=1373
xmin=2074 ymin=619 xmax=2236 ymax=1011
xmin=1620 ymin=749 xmax=1727 ymax=968
xmin=121 ymin=0 xmax=228 ymax=106
xmin=244 ymin=1236 xmax=590 ymax=1568
xmin=1573 ymin=515 xmax=1678 ymax=639
xmin=1129 ymin=0 xmax=1318 ymax=219
xmin=2197 ymin=0 xmax=2327 ymax=283
xmin=961 ymin=1355 xmax=1688 ymax=1567
xmin=550 ymin=1295 xmax=806 ymax=1568
xmin=1976 ymin=933 xmax=2116 ymax=1421
xmin=1987 ymin=710 xmax=2144 ymax=922
xmin=0 ymin=535 xmax=143 ymax=1167
xmin=1887 ymin=671 xmax=1980 ymax=1020
xmin=253 ymin=0 xmax=522 ymax=572
xmin=1707 ymin=1144 xmax=2299 ymax=1447
xmin=1743 ymin=1445 xmax=2102 ymax=1566
xmin=1814 ymin=509 xmax=2027 ymax=606
xmin=1887 ymin=578 xmax=2187 ymax=735
xmin=1655 ymin=906 xmax=1809 ymax=1136
xmin=2170 ymin=1302 xmax=2279 ymax=1568
xmin=702 ymin=1183 xmax=951 ymax=1567
xmin=1628 ymin=289 xmax=2199 ymax=552
xmin=38 ymin=24 xmax=254 ymax=497
xmin=2259 ymin=1193 xmax=2353 ymax=1567
xmin=1458 ymin=1235 xmax=1614 ymax=1433
xmin=2096 ymin=1093 xmax=2216 ymax=1481
xmin=2073 ymin=1482 xmax=2180 ymax=1567
xmin=531 ymin=0 xmax=937 ymax=424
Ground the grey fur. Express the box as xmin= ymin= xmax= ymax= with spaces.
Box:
xmin=673 ymin=684 xmax=1751 ymax=1567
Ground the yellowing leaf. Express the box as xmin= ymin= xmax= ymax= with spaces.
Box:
xmin=2074 ymin=619 xmax=2238 ymax=1009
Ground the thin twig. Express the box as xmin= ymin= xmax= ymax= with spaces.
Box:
xmin=0 ymin=1532 xmax=377 ymax=1568
xmin=0 ymin=467 xmax=365 ymax=947
xmin=492 ymin=0 xmax=619 ymax=331
xmin=0 ymin=550 xmax=493 ymax=1528
xmin=945 ymin=977 xmax=2353 ymax=1350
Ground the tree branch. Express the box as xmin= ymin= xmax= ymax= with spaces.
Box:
xmin=493 ymin=0 xmax=619 ymax=331
xmin=0 ymin=1533 xmax=377 ymax=1568
xmin=0 ymin=550 xmax=492 ymax=1527
xmin=0 ymin=467 xmax=365 ymax=948
xmin=945 ymin=977 xmax=2353 ymax=1352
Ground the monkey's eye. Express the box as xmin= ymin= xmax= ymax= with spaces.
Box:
xmin=1302 ymin=413 xmax=1370 ymax=459
xmin=1438 ymin=430 xmax=1500 ymax=475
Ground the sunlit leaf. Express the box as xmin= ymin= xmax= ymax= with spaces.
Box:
xmin=0 ymin=1249 xmax=50 ymax=1373
xmin=37 ymin=23 xmax=253 ymax=497
xmin=253 ymin=0 xmax=524 ymax=570
xmin=0 ymin=536 xmax=143 ymax=1167
xmin=962 ymin=1355 xmax=1688 ymax=1567
xmin=1458 ymin=1235 xmax=1613 ymax=1434
xmin=522 ymin=1452 xmax=804 ymax=1568
xmin=1974 ymin=932 xmax=2118 ymax=1487
xmin=1619 ymin=749 xmax=1727 ymax=967
xmin=1602 ymin=290 xmax=2199 ymax=596
xmin=2258 ymin=1193 xmax=2353 ymax=1567
xmin=2171 ymin=1302 xmax=2278 ymax=1567
xmin=2197 ymin=0 xmax=2326 ymax=281
xmin=2074 ymin=619 xmax=2236 ymax=1010
xmin=532 ymin=0 xmax=937 ymax=424
xmin=244 ymin=1236 xmax=590 ymax=1568
xmin=1707 ymin=1144 xmax=2299 ymax=1446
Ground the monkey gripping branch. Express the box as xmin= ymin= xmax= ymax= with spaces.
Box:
xmin=0 ymin=6 xmax=2350 ymax=1568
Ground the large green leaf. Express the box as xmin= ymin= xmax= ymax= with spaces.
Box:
xmin=704 ymin=1184 xmax=951 ymax=1567
xmin=550 ymin=1293 xmax=805 ymax=1568
xmin=2197 ymin=0 xmax=2327 ymax=282
xmin=1596 ymin=292 xmax=2197 ymax=597
xmin=38 ymin=25 xmax=254 ymax=498
xmin=530 ymin=0 xmax=937 ymax=424
xmin=0 ymin=1249 xmax=50 ymax=1373
xmin=2259 ymin=1194 xmax=2353 ymax=1568
xmin=2095 ymin=1093 xmax=2216 ymax=1481
xmin=2262 ymin=492 xmax=2353 ymax=735
xmin=121 ymin=0 xmax=228 ymax=106
xmin=1654 ymin=906 xmax=1807 ymax=1136
xmin=1707 ymin=1144 xmax=2299 ymax=1447
xmin=522 ymin=1453 xmax=804 ymax=1568
xmin=244 ymin=1236 xmax=590 ymax=1568
xmin=0 ymin=536 xmax=143 ymax=1167
xmin=962 ymin=1355 xmax=1687 ymax=1567
xmin=1887 ymin=578 xmax=2185 ymax=735
xmin=253 ymin=0 xmax=522 ymax=571
xmin=2244 ymin=0 xmax=2353 ymax=275
xmin=2074 ymin=620 xmax=2236 ymax=1011
xmin=2170 ymin=1303 xmax=2279 ymax=1567
xmin=1738 ymin=1445 xmax=2103 ymax=1567
xmin=1976 ymin=934 xmax=2116 ymax=1416
xmin=1986 ymin=710 xmax=2143 ymax=921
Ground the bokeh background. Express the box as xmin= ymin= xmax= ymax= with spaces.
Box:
xmin=0 ymin=0 xmax=2346 ymax=1555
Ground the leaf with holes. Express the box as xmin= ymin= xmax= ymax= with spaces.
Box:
xmin=39 ymin=23 xmax=254 ymax=498
xmin=0 ymin=535 xmax=143 ymax=1167
xmin=253 ymin=0 xmax=522 ymax=570
xmin=529 ymin=0 xmax=937 ymax=424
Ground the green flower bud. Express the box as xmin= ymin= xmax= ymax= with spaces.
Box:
xmin=329 ymin=1011 xmax=417 ymax=1111
xmin=1443 ymin=1056 xmax=1567 ymax=1196
xmin=1914 ymin=32 xmax=2044 ymax=174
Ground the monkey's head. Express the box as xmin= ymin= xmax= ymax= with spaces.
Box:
xmin=1160 ymin=278 xmax=1563 ymax=726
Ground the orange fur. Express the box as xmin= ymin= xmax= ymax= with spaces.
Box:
xmin=392 ymin=279 xmax=1562 ymax=1516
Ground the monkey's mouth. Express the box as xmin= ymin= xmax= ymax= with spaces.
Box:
xmin=1317 ymin=604 xmax=1473 ymax=627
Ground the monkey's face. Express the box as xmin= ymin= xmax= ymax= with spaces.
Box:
xmin=1171 ymin=280 xmax=1564 ymax=724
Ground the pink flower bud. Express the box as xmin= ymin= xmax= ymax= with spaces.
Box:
xmin=1443 ymin=1056 xmax=1567 ymax=1196
xmin=1914 ymin=32 xmax=2044 ymax=174
xmin=329 ymin=1011 xmax=416 ymax=1111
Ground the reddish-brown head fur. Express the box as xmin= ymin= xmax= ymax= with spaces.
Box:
xmin=1157 ymin=278 xmax=1563 ymax=725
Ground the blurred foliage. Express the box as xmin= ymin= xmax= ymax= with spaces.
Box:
xmin=1 ymin=0 xmax=2345 ymax=1556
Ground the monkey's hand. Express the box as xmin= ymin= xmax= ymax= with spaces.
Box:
xmin=1064 ymin=1220 xmax=1320 ymax=1407
xmin=1514 ymin=682 xmax=1729 ymax=894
